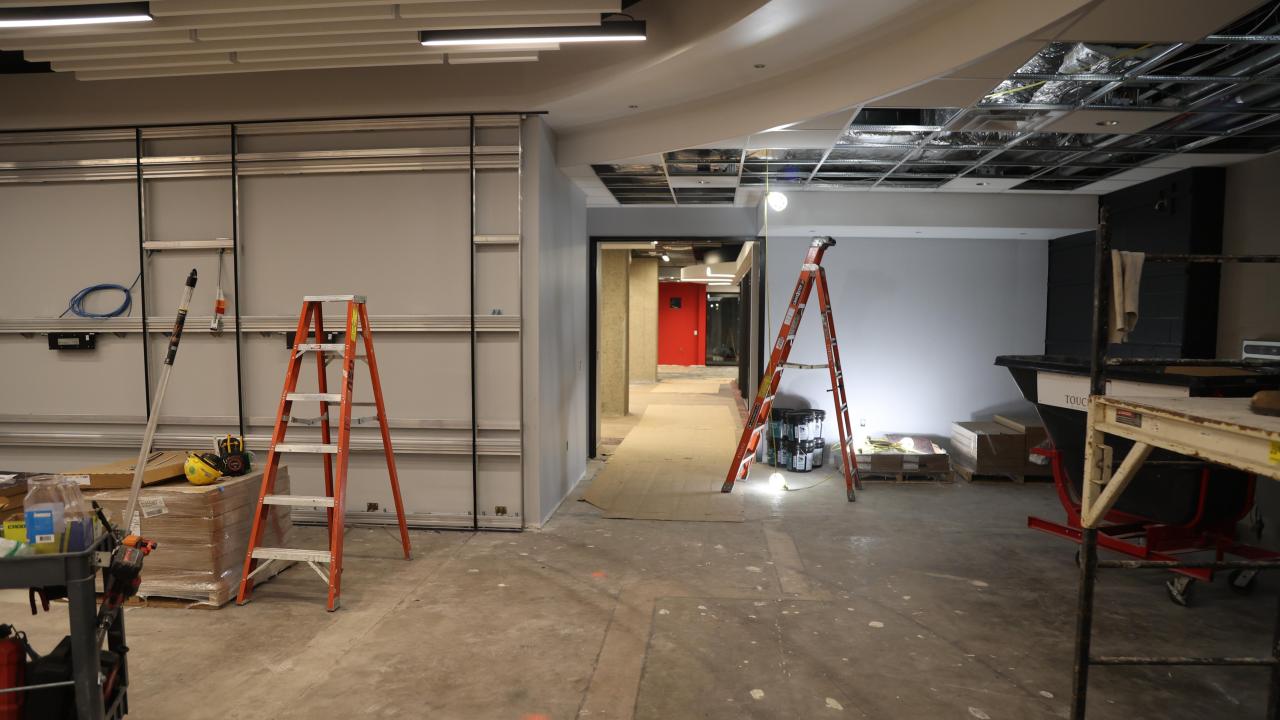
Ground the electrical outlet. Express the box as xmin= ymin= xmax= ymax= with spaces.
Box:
xmin=366 ymin=502 xmax=379 ymax=512
xmin=495 ymin=505 xmax=508 ymax=516
xmin=859 ymin=418 xmax=867 ymax=427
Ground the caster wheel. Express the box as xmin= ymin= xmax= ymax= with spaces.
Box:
xmin=1166 ymin=576 xmax=1196 ymax=607
xmin=1228 ymin=569 xmax=1258 ymax=596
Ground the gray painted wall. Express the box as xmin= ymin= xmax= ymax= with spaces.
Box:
xmin=1218 ymin=152 xmax=1280 ymax=355
xmin=522 ymin=118 xmax=590 ymax=527
xmin=765 ymin=235 xmax=1047 ymax=440
xmin=588 ymin=206 xmax=759 ymax=238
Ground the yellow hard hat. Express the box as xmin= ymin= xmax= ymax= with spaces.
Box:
xmin=185 ymin=452 xmax=225 ymax=486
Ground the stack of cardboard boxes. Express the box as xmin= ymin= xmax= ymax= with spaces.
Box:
xmin=949 ymin=415 xmax=1051 ymax=481
xmin=854 ymin=434 xmax=951 ymax=479
xmin=69 ymin=452 xmax=292 ymax=606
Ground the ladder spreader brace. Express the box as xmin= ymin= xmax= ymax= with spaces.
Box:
xmin=721 ymin=236 xmax=862 ymax=501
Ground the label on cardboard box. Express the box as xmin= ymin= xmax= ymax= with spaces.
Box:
xmin=140 ymin=497 xmax=168 ymax=518
xmin=66 ymin=474 xmax=90 ymax=486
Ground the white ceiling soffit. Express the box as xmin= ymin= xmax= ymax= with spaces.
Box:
xmin=0 ymin=1 xmax=615 ymax=79
xmin=554 ymin=0 xmax=1097 ymax=166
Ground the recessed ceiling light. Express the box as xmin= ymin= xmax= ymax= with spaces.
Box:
xmin=1096 ymin=120 xmax=1120 ymax=127
xmin=0 ymin=1 xmax=151 ymax=28
xmin=421 ymin=20 xmax=646 ymax=46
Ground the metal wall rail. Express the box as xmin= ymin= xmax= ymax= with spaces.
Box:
xmin=1071 ymin=206 xmax=1280 ymax=719
xmin=0 ymin=156 xmax=520 ymax=184
xmin=0 ymin=412 xmax=522 ymax=431
xmin=0 ymin=113 xmax=526 ymax=143
xmin=0 ymin=430 xmax=522 ymax=456
xmin=0 ymin=146 xmax=521 ymax=170
xmin=0 ymin=314 xmax=522 ymax=334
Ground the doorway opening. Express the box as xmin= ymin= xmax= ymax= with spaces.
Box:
xmin=582 ymin=237 xmax=765 ymax=522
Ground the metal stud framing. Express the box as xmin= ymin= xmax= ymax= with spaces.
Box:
xmin=0 ymin=111 xmax=529 ymax=530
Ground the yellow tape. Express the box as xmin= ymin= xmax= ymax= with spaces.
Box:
xmin=1270 ymin=440 xmax=1280 ymax=465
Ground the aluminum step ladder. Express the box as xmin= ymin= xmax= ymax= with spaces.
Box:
xmin=721 ymin=237 xmax=862 ymax=501
xmin=237 ymin=295 xmax=411 ymax=611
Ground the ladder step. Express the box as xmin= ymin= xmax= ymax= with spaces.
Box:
xmin=295 ymin=343 xmax=346 ymax=353
xmin=263 ymin=495 xmax=335 ymax=508
xmin=286 ymin=393 xmax=342 ymax=403
xmin=274 ymin=443 xmax=339 ymax=454
xmin=303 ymin=294 xmax=366 ymax=303
xmin=252 ymin=547 xmax=331 ymax=563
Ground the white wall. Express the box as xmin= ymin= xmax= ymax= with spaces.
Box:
xmin=587 ymin=206 xmax=758 ymax=238
xmin=1218 ymin=152 xmax=1280 ymax=355
xmin=522 ymin=118 xmax=590 ymax=527
xmin=765 ymin=235 xmax=1047 ymax=440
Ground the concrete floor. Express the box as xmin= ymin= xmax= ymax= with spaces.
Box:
xmin=3 ymin=476 xmax=1273 ymax=719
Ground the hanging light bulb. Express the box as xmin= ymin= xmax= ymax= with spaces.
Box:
xmin=661 ymin=253 xmax=671 ymax=262
xmin=766 ymin=191 xmax=788 ymax=212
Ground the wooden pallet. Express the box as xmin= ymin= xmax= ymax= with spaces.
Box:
xmin=952 ymin=464 xmax=1052 ymax=484
xmin=860 ymin=470 xmax=952 ymax=484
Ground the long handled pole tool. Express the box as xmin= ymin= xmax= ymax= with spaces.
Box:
xmin=94 ymin=269 xmax=197 ymax=647
xmin=121 ymin=269 xmax=198 ymax=529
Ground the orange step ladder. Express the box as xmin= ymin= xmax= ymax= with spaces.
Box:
xmin=237 ymin=295 xmax=411 ymax=611
xmin=721 ymin=237 xmax=862 ymax=501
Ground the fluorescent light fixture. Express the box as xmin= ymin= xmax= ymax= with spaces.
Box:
xmin=421 ymin=20 xmax=646 ymax=47
xmin=0 ymin=2 xmax=151 ymax=28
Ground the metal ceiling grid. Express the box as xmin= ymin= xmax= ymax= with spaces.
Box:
xmin=593 ymin=0 xmax=1280 ymax=204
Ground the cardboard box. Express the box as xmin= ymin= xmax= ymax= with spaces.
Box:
xmin=855 ymin=435 xmax=950 ymax=475
xmin=66 ymin=451 xmax=189 ymax=490
xmin=993 ymin=414 xmax=1051 ymax=477
xmin=950 ymin=421 xmax=1024 ymax=474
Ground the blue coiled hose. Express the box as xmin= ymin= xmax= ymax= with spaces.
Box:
xmin=60 ymin=274 xmax=142 ymax=319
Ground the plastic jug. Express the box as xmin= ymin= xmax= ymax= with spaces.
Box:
xmin=57 ymin=478 xmax=93 ymax=552
xmin=23 ymin=476 xmax=66 ymax=554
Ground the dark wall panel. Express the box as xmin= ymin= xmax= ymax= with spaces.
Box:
xmin=1043 ymin=168 xmax=1225 ymax=359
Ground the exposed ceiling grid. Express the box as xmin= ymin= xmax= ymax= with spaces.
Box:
xmin=592 ymin=0 xmax=1280 ymax=204
xmin=0 ymin=0 xmax=620 ymax=78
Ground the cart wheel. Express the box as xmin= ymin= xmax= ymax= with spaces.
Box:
xmin=1165 ymin=576 xmax=1196 ymax=607
xmin=1228 ymin=569 xmax=1258 ymax=596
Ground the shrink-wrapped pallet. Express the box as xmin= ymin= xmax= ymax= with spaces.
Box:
xmin=89 ymin=466 xmax=293 ymax=606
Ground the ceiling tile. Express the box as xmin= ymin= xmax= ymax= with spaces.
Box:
xmin=937 ymin=178 xmax=1023 ymax=192
xmin=1056 ymin=0 xmax=1265 ymax=42
xmin=1041 ymin=109 xmax=1182 ymax=135
xmin=1145 ymin=152 xmax=1267 ymax=168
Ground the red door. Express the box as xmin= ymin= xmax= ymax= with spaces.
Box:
xmin=658 ymin=282 xmax=706 ymax=366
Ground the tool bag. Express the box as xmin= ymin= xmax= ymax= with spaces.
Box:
xmin=22 ymin=635 xmax=73 ymax=720
xmin=0 ymin=625 xmax=34 ymax=720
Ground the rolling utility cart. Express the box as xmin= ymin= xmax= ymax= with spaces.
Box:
xmin=1066 ymin=206 xmax=1280 ymax=720
xmin=0 ymin=533 xmax=128 ymax=720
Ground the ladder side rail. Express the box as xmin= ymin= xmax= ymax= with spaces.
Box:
xmin=313 ymin=308 xmax=337 ymax=541
xmin=814 ymin=269 xmax=860 ymax=501
xmin=326 ymin=301 xmax=361 ymax=611
xmin=358 ymin=303 xmax=412 ymax=559
xmin=722 ymin=265 xmax=819 ymax=492
xmin=238 ymin=301 xmax=314 ymax=605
